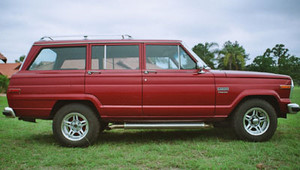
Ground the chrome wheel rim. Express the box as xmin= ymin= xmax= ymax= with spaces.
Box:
xmin=61 ymin=112 xmax=89 ymax=141
xmin=243 ymin=107 xmax=270 ymax=136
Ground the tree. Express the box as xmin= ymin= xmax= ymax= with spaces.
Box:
xmin=192 ymin=42 xmax=218 ymax=69
xmin=247 ymin=55 xmax=275 ymax=73
xmin=15 ymin=55 xmax=25 ymax=63
xmin=248 ymin=44 xmax=300 ymax=85
xmin=217 ymin=41 xmax=248 ymax=70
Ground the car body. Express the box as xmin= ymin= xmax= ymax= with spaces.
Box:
xmin=3 ymin=36 xmax=300 ymax=147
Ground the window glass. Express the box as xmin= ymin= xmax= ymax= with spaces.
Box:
xmin=180 ymin=47 xmax=196 ymax=69
xmin=91 ymin=46 xmax=104 ymax=69
xmin=29 ymin=47 xmax=86 ymax=70
xmin=146 ymin=45 xmax=196 ymax=70
xmin=146 ymin=45 xmax=179 ymax=69
xmin=91 ymin=45 xmax=139 ymax=70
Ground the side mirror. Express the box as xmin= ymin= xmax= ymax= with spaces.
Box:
xmin=196 ymin=62 xmax=206 ymax=74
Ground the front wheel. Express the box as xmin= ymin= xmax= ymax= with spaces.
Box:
xmin=53 ymin=103 xmax=100 ymax=147
xmin=232 ymin=99 xmax=277 ymax=142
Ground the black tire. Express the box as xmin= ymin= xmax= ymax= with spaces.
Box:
xmin=232 ymin=99 xmax=277 ymax=142
xmin=52 ymin=103 xmax=100 ymax=147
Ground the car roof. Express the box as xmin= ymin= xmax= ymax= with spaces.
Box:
xmin=33 ymin=39 xmax=182 ymax=46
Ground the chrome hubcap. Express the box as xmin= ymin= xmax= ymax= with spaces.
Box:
xmin=243 ymin=107 xmax=270 ymax=136
xmin=61 ymin=112 xmax=89 ymax=141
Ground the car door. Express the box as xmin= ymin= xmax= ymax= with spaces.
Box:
xmin=142 ymin=43 xmax=215 ymax=117
xmin=85 ymin=43 xmax=143 ymax=117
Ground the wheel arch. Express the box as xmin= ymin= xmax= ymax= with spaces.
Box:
xmin=50 ymin=100 xmax=101 ymax=120
xmin=229 ymin=95 xmax=283 ymax=119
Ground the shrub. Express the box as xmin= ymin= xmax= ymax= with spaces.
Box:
xmin=0 ymin=75 xmax=9 ymax=93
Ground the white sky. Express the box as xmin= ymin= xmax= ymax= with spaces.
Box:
xmin=1 ymin=0 xmax=300 ymax=63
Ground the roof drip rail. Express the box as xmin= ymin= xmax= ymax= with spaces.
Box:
xmin=39 ymin=34 xmax=133 ymax=41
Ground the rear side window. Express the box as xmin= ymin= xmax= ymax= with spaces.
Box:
xmin=29 ymin=47 xmax=86 ymax=70
xmin=92 ymin=45 xmax=139 ymax=70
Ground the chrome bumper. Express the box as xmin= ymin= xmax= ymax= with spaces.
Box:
xmin=2 ymin=107 xmax=16 ymax=118
xmin=287 ymin=103 xmax=300 ymax=114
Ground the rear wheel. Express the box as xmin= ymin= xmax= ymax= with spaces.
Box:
xmin=232 ymin=99 xmax=277 ymax=142
xmin=53 ymin=103 xmax=100 ymax=147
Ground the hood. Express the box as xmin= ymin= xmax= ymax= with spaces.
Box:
xmin=222 ymin=70 xmax=291 ymax=79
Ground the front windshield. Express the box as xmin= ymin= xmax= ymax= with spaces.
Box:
xmin=181 ymin=42 xmax=209 ymax=68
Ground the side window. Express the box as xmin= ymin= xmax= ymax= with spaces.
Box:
xmin=29 ymin=47 xmax=86 ymax=70
xmin=146 ymin=45 xmax=196 ymax=70
xmin=180 ymin=47 xmax=197 ymax=69
xmin=92 ymin=45 xmax=139 ymax=70
xmin=146 ymin=45 xmax=178 ymax=69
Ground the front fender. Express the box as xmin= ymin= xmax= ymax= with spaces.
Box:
xmin=215 ymin=89 xmax=286 ymax=116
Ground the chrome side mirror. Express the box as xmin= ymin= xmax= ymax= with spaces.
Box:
xmin=196 ymin=62 xmax=206 ymax=74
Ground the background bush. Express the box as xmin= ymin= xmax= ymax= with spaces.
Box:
xmin=0 ymin=75 xmax=9 ymax=93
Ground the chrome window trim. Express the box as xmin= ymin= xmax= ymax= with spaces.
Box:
xmin=104 ymin=45 xmax=107 ymax=69
xmin=178 ymin=45 xmax=181 ymax=70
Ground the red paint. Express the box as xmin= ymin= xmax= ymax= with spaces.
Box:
xmin=7 ymin=39 xmax=293 ymax=121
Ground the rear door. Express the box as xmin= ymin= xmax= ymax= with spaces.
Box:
xmin=85 ymin=43 xmax=143 ymax=117
xmin=142 ymin=43 xmax=215 ymax=117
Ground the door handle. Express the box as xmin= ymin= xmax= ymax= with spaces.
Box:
xmin=144 ymin=70 xmax=157 ymax=74
xmin=87 ymin=71 xmax=101 ymax=75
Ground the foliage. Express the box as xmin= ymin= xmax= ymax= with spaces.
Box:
xmin=15 ymin=55 xmax=25 ymax=63
xmin=217 ymin=41 xmax=248 ymax=70
xmin=0 ymin=75 xmax=9 ymax=93
xmin=248 ymin=44 xmax=300 ymax=85
xmin=192 ymin=42 xmax=218 ymax=69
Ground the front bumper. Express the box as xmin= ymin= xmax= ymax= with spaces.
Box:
xmin=287 ymin=103 xmax=300 ymax=114
xmin=2 ymin=107 xmax=16 ymax=118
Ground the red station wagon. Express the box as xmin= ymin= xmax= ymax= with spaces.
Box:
xmin=3 ymin=35 xmax=300 ymax=147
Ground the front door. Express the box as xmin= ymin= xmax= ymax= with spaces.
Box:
xmin=142 ymin=44 xmax=215 ymax=117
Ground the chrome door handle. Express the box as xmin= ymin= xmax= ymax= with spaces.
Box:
xmin=144 ymin=70 xmax=157 ymax=74
xmin=87 ymin=71 xmax=101 ymax=75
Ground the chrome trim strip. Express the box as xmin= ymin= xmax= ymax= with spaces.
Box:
xmin=104 ymin=45 xmax=107 ymax=69
xmin=124 ymin=123 xmax=211 ymax=129
xmin=290 ymin=79 xmax=294 ymax=99
xmin=178 ymin=45 xmax=181 ymax=69
xmin=109 ymin=123 xmax=211 ymax=129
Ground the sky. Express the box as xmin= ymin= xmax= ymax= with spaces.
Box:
xmin=1 ymin=0 xmax=300 ymax=64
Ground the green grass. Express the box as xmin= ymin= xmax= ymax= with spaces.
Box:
xmin=0 ymin=87 xmax=300 ymax=169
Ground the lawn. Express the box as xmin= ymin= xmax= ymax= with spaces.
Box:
xmin=0 ymin=87 xmax=299 ymax=169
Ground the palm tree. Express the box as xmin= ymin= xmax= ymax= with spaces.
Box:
xmin=192 ymin=42 xmax=218 ymax=69
xmin=218 ymin=41 xmax=248 ymax=70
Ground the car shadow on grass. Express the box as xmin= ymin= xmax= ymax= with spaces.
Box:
xmin=28 ymin=133 xmax=56 ymax=145
xmin=28 ymin=127 xmax=237 ymax=146
xmin=96 ymin=127 xmax=237 ymax=145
